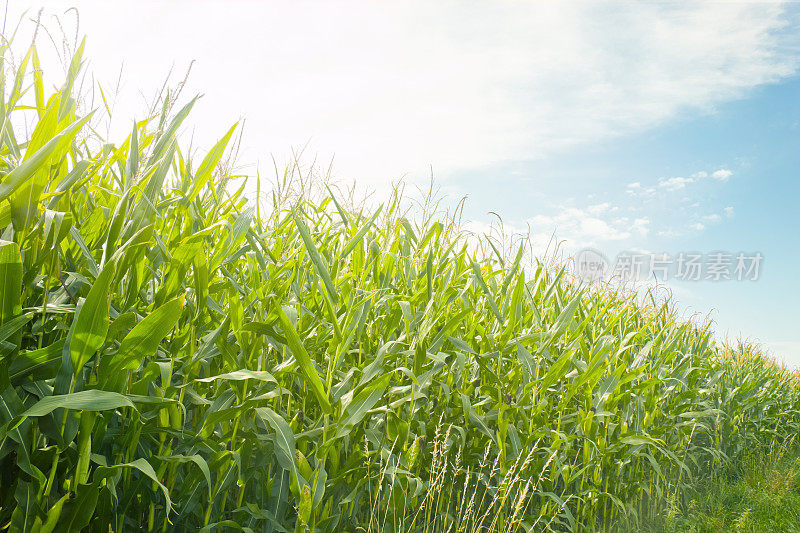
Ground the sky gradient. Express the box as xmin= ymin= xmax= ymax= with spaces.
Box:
xmin=6 ymin=1 xmax=800 ymax=364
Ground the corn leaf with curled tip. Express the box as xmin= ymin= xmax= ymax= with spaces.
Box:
xmin=93 ymin=458 xmax=173 ymax=516
xmin=256 ymin=407 xmax=304 ymax=489
xmin=157 ymin=454 xmax=213 ymax=500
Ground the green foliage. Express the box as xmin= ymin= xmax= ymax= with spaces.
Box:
xmin=629 ymin=442 xmax=800 ymax=533
xmin=0 ymin=40 xmax=799 ymax=533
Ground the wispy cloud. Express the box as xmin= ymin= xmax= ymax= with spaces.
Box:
xmin=656 ymin=168 xmax=734 ymax=192
xmin=523 ymin=167 xmax=736 ymax=247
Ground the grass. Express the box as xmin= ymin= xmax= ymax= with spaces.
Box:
xmin=1 ymin=29 xmax=799 ymax=532
xmin=631 ymin=442 xmax=800 ymax=533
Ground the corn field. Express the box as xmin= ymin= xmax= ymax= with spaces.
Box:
xmin=1 ymin=40 xmax=799 ymax=533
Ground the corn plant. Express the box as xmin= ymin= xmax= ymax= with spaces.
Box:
xmin=0 ymin=36 xmax=799 ymax=533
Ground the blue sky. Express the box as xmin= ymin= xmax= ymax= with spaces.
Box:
xmin=448 ymin=75 xmax=800 ymax=364
xmin=9 ymin=1 xmax=800 ymax=364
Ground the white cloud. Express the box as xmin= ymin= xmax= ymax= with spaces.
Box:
xmin=645 ymin=204 xmax=734 ymax=240
xmin=644 ymin=167 xmax=734 ymax=195
xmin=587 ymin=202 xmax=612 ymax=215
xmin=626 ymin=182 xmax=656 ymax=198
xmin=659 ymin=176 xmax=695 ymax=191
xmin=632 ymin=217 xmax=650 ymax=237
xmin=526 ymin=204 xmax=650 ymax=251
xmin=535 ymin=165 xmax=736 ymax=249
xmin=7 ymin=2 xmax=797 ymax=189
xmin=711 ymin=169 xmax=734 ymax=181
xmin=657 ymin=228 xmax=682 ymax=238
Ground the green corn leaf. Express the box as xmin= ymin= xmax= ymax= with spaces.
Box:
xmin=471 ymin=261 xmax=503 ymax=323
xmin=0 ymin=202 xmax=11 ymax=230
xmin=334 ymin=373 xmax=391 ymax=439
xmin=326 ymin=185 xmax=350 ymax=226
xmin=55 ymin=481 xmax=98 ymax=533
xmin=21 ymin=389 xmax=137 ymax=417
xmin=8 ymin=340 xmax=65 ymax=385
xmin=195 ymin=369 xmax=277 ymax=384
xmin=539 ymin=348 xmax=573 ymax=392
xmin=0 ymin=240 xmax=23 ymax=326
xmin=93 ymin=458 xmax=173 ymax=517
xmin=124 ymin=121 xmax=139 ymax=191
xmin=156 ymin=454 xmax=213 ymax=500
xmin=1 ymin=113 xmax=93 ymax=219
xmin=189 ymin=123 xmax=237 ymax=199
xmin=148 ymin=97 xmax=196 ymax=165
xmin=256 ymin=407 xmax=305 ymax=488
xmin=101 ymin=295 xmax=184 ymax=384
xmin=341 ymin=205 xmax=383 ymax=259
xmin=69 ymin=261 xmax=115 ymax=376
xmin=276 ymin=305 xmax=332 ymax=414
xmin=293 ymin=210 xmax=339 ymax=304
xmin=30 ymin=46 xmax=45 ymax=118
